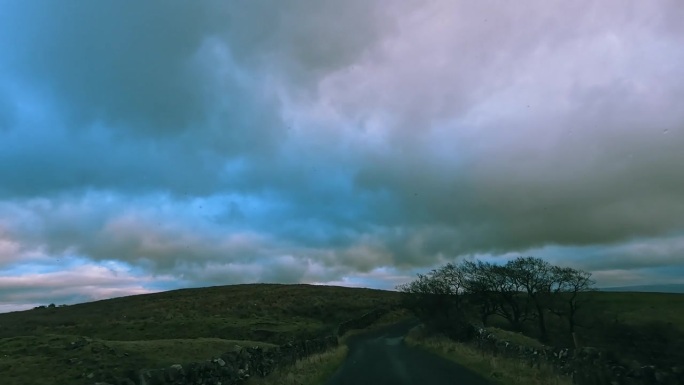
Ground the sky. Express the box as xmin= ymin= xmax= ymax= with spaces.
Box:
xmin=1 ymin=0 xmax=683 ymax=312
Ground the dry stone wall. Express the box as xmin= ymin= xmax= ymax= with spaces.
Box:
xmin=98 ymin=335 xmax=340 ymax=385
xmin=472 ymin=326 xmax=684 ymax=385
xmin=90 ymin=308 xmax=393 ymax=385
xmin=337 ymin=308 xmax=388 ymax=337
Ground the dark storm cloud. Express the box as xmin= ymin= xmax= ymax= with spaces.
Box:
xmin=1 ymin=0 xmax=684 ymax=309
xmin=1 ymin=1 xmax=221 ymax=134
xmin=0 ymin=0 xmax=391 ymax=197
xmin=0 ymin=0 xmax=388 ymax=135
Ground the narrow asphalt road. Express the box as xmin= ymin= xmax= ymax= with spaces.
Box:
xmin=325 ymin=320 xmax=493 ymax=385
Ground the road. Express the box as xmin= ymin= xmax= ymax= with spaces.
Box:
xmin=325 ymin=320 xmax=493 ymax=385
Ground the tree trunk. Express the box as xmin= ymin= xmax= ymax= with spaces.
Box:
xmin=536 ymin=305 xmax=548 ymax=342
xmin=572 ymin=332 xmax=581 ymax=348
xmin=568 ymin=310 xmax=575 ymax=333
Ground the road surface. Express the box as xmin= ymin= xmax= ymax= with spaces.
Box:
xmin=325 ymin=320 xmax=493 ymax=385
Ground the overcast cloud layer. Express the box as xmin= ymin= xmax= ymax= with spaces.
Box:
xmin=1 ymin=0 xmax=683 ymax=312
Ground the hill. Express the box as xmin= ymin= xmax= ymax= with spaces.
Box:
xmin=599 ymin=283 xmax=684 ymax=294
xmin=0 ymin=283 xmax=403 ymax=385
xmin=0 ymin=283 xmax=401 ymax=342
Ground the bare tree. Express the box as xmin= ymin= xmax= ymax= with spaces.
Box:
xmin=461 ymin=260 xmax=532 ymax=331
xmin=397 ymin=263 xmax=473 ymax=339
xmin=461 ymin=260 xmax=501 ymax=326
xmin=397 ymin=268 xmax=456 ymax=323
xmin=506 ymin=256 xmax=555 ymax=342
xmin=399 ymin=257 xmax=595 ymax=344
xmin=549 ymin=266 xmax=595 ymax=334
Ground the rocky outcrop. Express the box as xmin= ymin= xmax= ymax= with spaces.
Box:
xmin=472 ymin=326 xmax=684 ymax=385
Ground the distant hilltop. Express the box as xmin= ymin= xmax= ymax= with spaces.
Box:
xmin=599 ymin=283 xmax=684 ymax=294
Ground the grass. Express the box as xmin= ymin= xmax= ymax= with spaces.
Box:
xmin=0 ymin=334 xmax=276 ymax=385
xmin=106 ymin=338 xmax=277 ymax=367
xmin=483 ymin=327 xmax=545 ymax=349
xmin=584 ymin=291 xmax=684 ymax=328
xmin=248 ymin=307 xmax=411 ymax=384
xmin=1 ymin=284 xmax=401 ymax=344
xmin=248 ymin=345 xmax=348 ymax=385
xmin=338 ymin=308 xmax=413 ymax=343
xmin=478 ymin=291 xmax=684 ymax=365
xmin=405 ymin=327 xmax=572 ymax=385
xmin=4 ymin=285 xmax=678 ymax=384
xmin=0 ymin=283 xmax=401 ymax=385
xmin=480 ymin=291 xmax=684 ymax=334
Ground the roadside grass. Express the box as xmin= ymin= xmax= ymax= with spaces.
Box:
xmin=247 ymin=306 xmax=409 ymax=384
xmin=405 ymin=327 xmax=572 ymax=385
xmin=482 ymin=327 xmax=545 ymax=349
xmin=248 ymin=344 xmax=348 ymax=385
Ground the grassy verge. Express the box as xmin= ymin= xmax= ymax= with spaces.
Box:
xmin=405 ymin=327 xmax=572 ymax=385
xmin=253 ymin=310 xmax=412 ymax=385
xmin=482 ymin=327 xmax=545 ymax=349
xmin=248 ymin=344 xmax=348 ymax=385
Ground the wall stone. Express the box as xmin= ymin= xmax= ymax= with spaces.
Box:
xmin=337 ymin=308 xmax=388 ymax=337
xmin=94 ymin=335 xmax=340 ymax=385
xmin=88 ymin=308 xmax=397 ymax=385
xmin=471 ymin=326 xmax=684 ymax=385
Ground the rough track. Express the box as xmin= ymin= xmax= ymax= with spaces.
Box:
xmin=326 ymin=319 xmax=493 ymax=385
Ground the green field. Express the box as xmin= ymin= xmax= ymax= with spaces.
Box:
xmin=585 ymin=291 xmax=684 ymax=327
xmin=480 ymin=291 xmax=684 ymax=366
xmin=407 ymin=290 xmax=684 ymax=385
xmin=0 ymin=283 xmax=402 ymax=385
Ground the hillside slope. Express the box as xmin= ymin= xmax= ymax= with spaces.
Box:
xmin=0 ymin=283 xmax=402 ymax=343
xmin=0 ymin=283 xmax=402 ymax=385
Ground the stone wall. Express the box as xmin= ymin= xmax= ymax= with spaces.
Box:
xmin=87 ymin=335 xmax=337 ymax=385
xmin=472 ymin=326 xmax=684 ymax=385
xmin=337 ymin=308 xmax=388 ymax=337
xmin=88 ymin=308 xmax=397 ymax=385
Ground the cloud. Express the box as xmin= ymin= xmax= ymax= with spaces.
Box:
xmin=0 ymin=260 xmax=165 ymax=312
xmin=0 ymin=1 xmax=683 ymax=308
xmin=0 ymin=1 xmax=222 ymax=134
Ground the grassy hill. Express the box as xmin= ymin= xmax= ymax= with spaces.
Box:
xmin=0 ymin=283 xmax=402 ymax=342
xmin=0 ymin=283 xmax=403 ymax=385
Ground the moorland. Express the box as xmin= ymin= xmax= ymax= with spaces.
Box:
xmin=0 ymin=284 xmax=402 ymax=385
xmin=1 ymin=280 xmax=682 ymax=385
